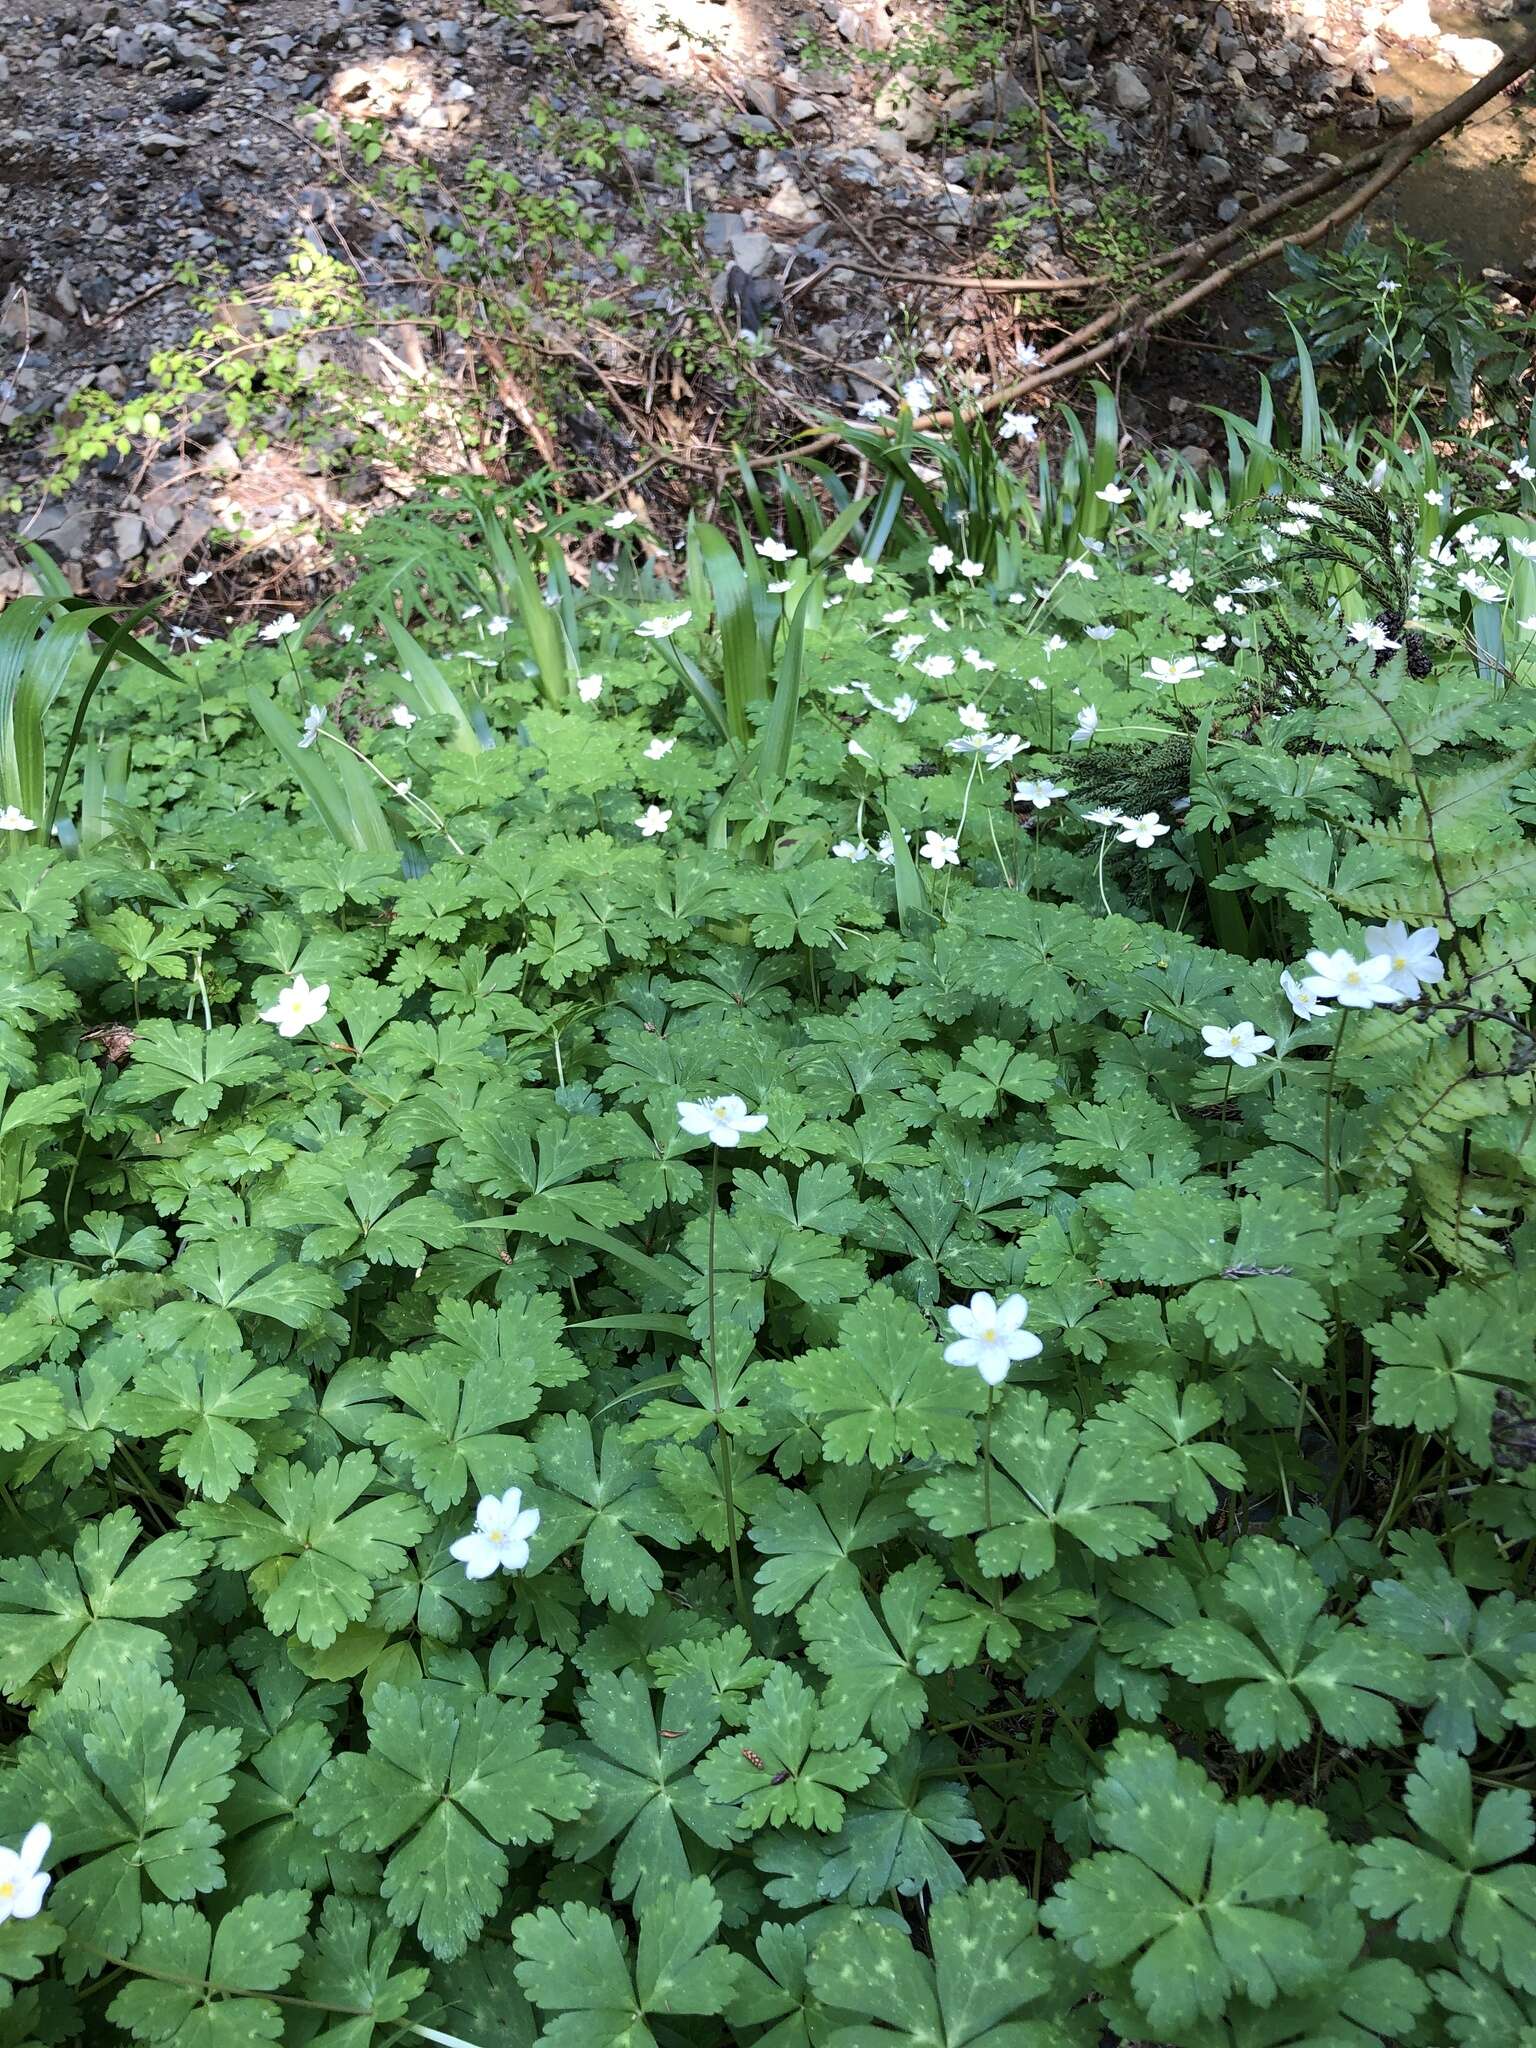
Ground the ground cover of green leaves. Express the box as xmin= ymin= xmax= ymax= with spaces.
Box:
xmin=0 ymin=452 xmax=1535 ymax=2048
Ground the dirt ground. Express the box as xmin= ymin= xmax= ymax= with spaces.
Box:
xmin=1 ymin=0 xmax=1530 ymax=609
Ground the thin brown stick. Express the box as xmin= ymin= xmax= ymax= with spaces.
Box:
xmin=798 ymin=257 xmax=1108 ymax=294
xmin=742 ymin=28 xmax=1536 ymax=471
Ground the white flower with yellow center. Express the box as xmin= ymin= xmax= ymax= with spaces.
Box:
xmin=260 ymin=974 xmax=330 ymax=1039
xmin=450 ymin=1488 xmax=541 ymax=1579
xmin=944 ymin=1292 xmax=1041 ymax=1385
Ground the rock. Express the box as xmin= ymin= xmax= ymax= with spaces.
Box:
xmin=25 ymin=503 xmax=94 ymax=559
xmin=730 ymin=228 xmax=774 ymax=275
xmin=432 ymin=17 xmax=467 ymax=51
xmin=1378 ymin=92 xmax=1414 ymax=125
xmin=1198 ymin=152 xmax=1233 ymax=185
xmin=873 ymin=72 xmax=936 ymax=145
xmin=1439 ymin=33 xmax=1504 ymax=74
xmin=112 ymin=511 xmax=145 ymax=559
xmin=1382 ymin=0 xmax=1436 ymax=32
xmin=1106 ymin=60 xmax=1152 ymax=113
xmin=743 ymin=76 xmax=779 ymax=119
xmin=174 ymin=40 xmax=225 ymax=73
xmin=1217 ymin=195 xmax=1242 ymax=223
xmin=631 ymin=74 xmax=667 ymax=101
xmin=785 ymin=97 xmax=819 ymax=122
xmin=1272 ymin=125 xmax=1308 ymax=155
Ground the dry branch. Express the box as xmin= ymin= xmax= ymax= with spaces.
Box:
xmin=742 ymin=30 xmax=1536 ymax=471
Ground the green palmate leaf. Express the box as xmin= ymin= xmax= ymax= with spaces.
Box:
xmin=557 ymin=1668 xmax=739 ymax=1904
xmin=800 ymin=1559 xmax=940 ymax=1750
xmin=290 ymin=1896 xmax=432 ymax=2047
xmin=106 ymin=1889 xmax=309 ymax=2047
xmin=1429 ymin=1960 xmax=1536 ymax=2048
xmin=1162 ymin=1536 xmax=1428 ymax=1751
xmin=108 ymin=1020 xmax=279 ymax=1126
xmin=1352 ymin=1745 xmax=1536 ymax=1993
xmin=694 ymin=1666 xmax=883 ymax=1833
xmin=0 ymin=1665 xmax=241 ymax=1970
xmin=748 ymin=1469 xmax=913 ymax=1617
xmin=649 ymin=1626 xmax=774 ymax=1728
xmin=512 ymin=1875 xmax=742 ymax=2048
xmin=812 ymin=1737 xmax=983 ymax=1906
xmin=305 ymin=1681 xmax=594 ymax=1960
xmin=170 ymin=1233 xmax=343 ymax=1338
xmin=1358 ymin=1544 xmax=1536 ymax=1755
xmin=534 ymin=1412 xmax=691 ymax=1616
xmin=366 ymin=1292 xmax=583 ymax=1511
xmin=112 ymin=1348 xmax=303 ymax=1502
xmin=182 ymin=1454 xmax=432 ymax=1648
xmin=809 ymin=1877 xmax=1089 ymax=2047
xmin=1093 ymin=1373 xmax=1246 ymax=1523
xmin=0 ymin=1507 xmax=210 ymax=1699
xmin=1042 ymin=1731 xmax=1343 ymax=2034
xmin=1367 ymin=1276 xmax=1536 ymax=1462
xmin=259 ymin=1148 xmax=462 ymax=1268
xmin=782 ymin=1287 xmax=984 ymax=1466
xmin=0 ymin=1912 xmax=63 ymax=2011
xmin=911 ymin=1389 xmax=1173 ymax=1580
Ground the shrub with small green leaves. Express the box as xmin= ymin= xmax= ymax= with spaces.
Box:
xmin=0 ymin=409 xmax=1535 ymax=2047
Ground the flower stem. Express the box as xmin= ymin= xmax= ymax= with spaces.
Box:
xmin=706 ymin=1148 xmax=748 ymax=1630
xmin=983 ymin=1385 xmax=995 ymax=1531
xmin=1321 ymin=1009 xmax=1350 ymax=1209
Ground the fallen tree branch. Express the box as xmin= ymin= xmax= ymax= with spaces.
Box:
xmin=739 ymin=29 xmax=1536 ymax=470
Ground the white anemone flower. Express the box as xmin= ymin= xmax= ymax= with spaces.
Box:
xmin=450 ymin=1488 xmax=540 ymax=1579
xmin=1014 ymin=778 xmax=1069 ymax=809
xmin=944 ymin=1291 xmax=1041 ymax=1385
xmin=1201 ymin=1021 xmax=1274 ymax=1068
xmin=677 ymin=1096 xmax=768 ymax=1147
xmin=0 ymin=1825 xmax=52 ymax=1924
xmin=260 ymin=974 xmax=330 ymax=1039
xmin=1298 ymin=949 xmax=1402 ymax=1009
xmin=1115 ymin=813 xmax=1170 ymax=848
xmin=1365 ymin=921 xmax=1443 ymax=999
xmin=636 ymin=611 xmax=692 ymax=640
xmin=1144 ymin=656 xmax=1203 ymax=687
xmin=1280 ymin=969 xmax=1330 ymax=1021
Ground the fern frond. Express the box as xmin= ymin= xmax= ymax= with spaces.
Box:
xmin=1360 ymin=1036 xmax=1531 ymax=1183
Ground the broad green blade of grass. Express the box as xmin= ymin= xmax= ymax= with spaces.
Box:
xmin=248 ymin=687 xmax=396 ymax=855
xmin=693 ymin=520 xmax=771 ymax=745
xmin=880 ymin=800 xmax=931 ymax=937
xmin=382 ymin=618 xmax=489 ymax=754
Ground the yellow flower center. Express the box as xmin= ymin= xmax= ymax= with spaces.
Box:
xmin=981 ymin=1327 xmax=997 ymax=1343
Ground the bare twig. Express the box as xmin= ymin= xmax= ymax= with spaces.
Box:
xmin=742 ymin=29 xmax=1536 ymax=471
